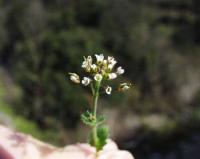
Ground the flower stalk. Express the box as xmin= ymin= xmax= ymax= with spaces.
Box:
xmin=92 ymin=80 xmax=100 ymax=147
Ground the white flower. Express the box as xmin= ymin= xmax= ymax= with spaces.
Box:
xmin=103 ymin=60 xmax=107 ymax=65
xmin=108 ymin=73 xmax=117 ymax=80
xmin=116 ymin=66 xmax=124 ymax=75
xmin=108 ymin=64 xmax=114 ymax=70
xmin=91 ymin=64 xmax=97 ymax=71
xmin=95 ymin=54 xmax=104 ymax=63
xmin=119 ymin=83 xmax=131 ymax=91
xmin=82 ymin=56 xmax=93 ymax=72
xmin=107 ymin=56 xmax=117 ymax=71
xmin=87 ymin=56 xmax=92 ymax=63
xmin=105 ymin=86 xmax=112 ymax=95
xmin=82 ymin=60 xmax=88 ymax=68
xmin=108 ymin=56 xmax=117 ymax=66
xmin=82 ymin=77 xmax=91 ymax=86
xmin=108 ymin=56 xmax=113 ymax=61
xmin=94 ymin=73 xmax=103 ymax=81
xmin=69 ymin=73 xmax=80 ymax=84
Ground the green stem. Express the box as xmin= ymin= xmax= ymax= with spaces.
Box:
xmin=92 ymin=125 xmax=98 ymax=148
xmin=92 ymin=81 xmax=101 ymax=149
xmin=93 ymin=91 xmax=98 ymax=117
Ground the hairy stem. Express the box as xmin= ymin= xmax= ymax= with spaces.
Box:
xmin=92 ymin=81 xmax=101 ymax=148
xmin=93 ymin=91 xmax=99 ymax=117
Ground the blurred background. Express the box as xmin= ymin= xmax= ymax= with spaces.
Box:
xmin=0 ymin=0 xmax=200 ymax=158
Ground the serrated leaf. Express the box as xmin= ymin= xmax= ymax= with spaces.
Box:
xmin=81 ymin=111 xmax=96 ymax=126
xmin=96 ymin=115 xmax=106 ymax=125
xmin=88 ymin=126 xmax=109 ymax=151
xmin=96 ymin=126 xmax=109 ymax=151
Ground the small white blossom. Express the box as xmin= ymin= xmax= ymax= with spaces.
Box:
xmin=108 ymin=56 xmax=113 ymax=61
xmin=116 ymin=66 xmax=124 ymax=75
xmin=108 ymin=56 xmax=117 ymax=66
xmin=82 ymin=60 xmax=88 ymax=68
xmin=119 ymin=83 xmax=131 ymax=91
xmin=87 ymin=56 xmax=92 ymax=63
xmin=82 ymin=59 xmax=89 ymax=68
xmin=91 ymin=64 xmax=97 ymax=71
xmin=95 ymin=54 xmax=104 ymax=63
xmin=82 ymin=56 xmax=93 ymax=72
xmin=103 ymin=60 xmax=107 ymax=65
xmin=108 ymin=64 xmax=114 ymax=70
xmin=108 ymin=73 xmax=117 ymax=80
xmin=69 ymin=73 xmax=80 ymax=84
xmin=94 ymin=73 xmax=103 ymax=81
xmin=82 ymin=77 xmax=91 ymax=86
xmin=105 ymin=86 xmax=112 ymax=95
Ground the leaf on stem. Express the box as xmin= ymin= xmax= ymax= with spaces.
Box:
xmin=81 ymin=111 xmax=106 ymax=127
xmin=89 ymin=126 xmax=109 ymax=151
xmin=96 ymin=115 xmax=106 ymax=126
xmin=81 ymin=111 xmax=96 ymax=126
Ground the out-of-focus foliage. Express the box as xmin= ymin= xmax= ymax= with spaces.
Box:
xmin=0 ymin=0 xmax=200 ymax=158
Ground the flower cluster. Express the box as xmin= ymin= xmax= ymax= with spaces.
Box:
xmin=69 ymin=54 xmax=130 ymax=94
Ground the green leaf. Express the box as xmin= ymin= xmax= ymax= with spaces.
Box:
xmin=81 ymin=111 xmax=106 ymax=127
xmin=88 ymin=126 xmax=109 ymax=151
xmin=96 ymin=126 xmax=109 ymax=151
xmin=81 ymin=110 xmax=96 ymax=126
xmin=96 ymin=115 xmax=106 ymax=125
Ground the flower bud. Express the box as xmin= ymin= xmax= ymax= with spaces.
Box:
xmin=91 ymin=64 xmax=97 ymax=71
xmin=82 ymin=77 xmax=91 ymax=86
xmin=94 ymin=73 xmax=103 ymax=81
xmin=69 ymin=73 xmax=80 ymax=84
xmin=116 ymin=66 xmax=124 ymax=75
xmin=95 ymin=54 xmax=104 ymax=64
xmin=103 ymin=60 xmax=107 ymax=65
xmin=108 ymin=73 xmax=117 ymax=80
xmin=119 ymin=83 xmax=131 ymax=91
xmin=105 ymin=86 xmax=112 ymax=95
